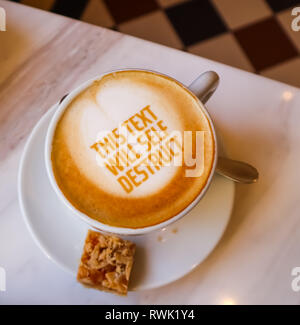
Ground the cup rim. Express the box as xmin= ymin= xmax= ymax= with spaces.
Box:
xmin=44 ymin=69 xmax=218 ymax=236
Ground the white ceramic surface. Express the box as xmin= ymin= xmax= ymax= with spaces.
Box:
xmin=19 ymin=104 xmax=234 ymax=291
xmin=44 ymin=70 xmax=219 ymax=236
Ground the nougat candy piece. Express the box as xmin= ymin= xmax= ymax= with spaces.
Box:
xmin=77 ymin=230 xmax=136 ymax=295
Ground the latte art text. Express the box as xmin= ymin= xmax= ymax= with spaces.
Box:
xmin=90 ymin=105 xmax=205 ymax=194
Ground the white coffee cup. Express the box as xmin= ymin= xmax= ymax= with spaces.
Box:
xmin=45 ymin=69 xmax=219 ymax=236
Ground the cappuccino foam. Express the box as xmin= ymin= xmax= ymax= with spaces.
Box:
xmin=51 ymin=71 xmax=215 ymax=228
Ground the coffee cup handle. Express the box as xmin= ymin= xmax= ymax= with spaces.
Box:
xmin=188 ymin=71 xmax=219 ymax=104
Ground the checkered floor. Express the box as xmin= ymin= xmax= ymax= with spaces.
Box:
xmin=9 ymin=0 xmax=300 ymax=88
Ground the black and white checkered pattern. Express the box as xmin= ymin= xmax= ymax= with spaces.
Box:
xmin=8 ymin=0 xmax=300 ymax=87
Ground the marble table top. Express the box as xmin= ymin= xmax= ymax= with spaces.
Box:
xmin=1 ymin=0 xmax=300 ymax=304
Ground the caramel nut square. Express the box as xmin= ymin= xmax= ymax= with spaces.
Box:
xmin=77 ymin=230 xmax=136 ymax=295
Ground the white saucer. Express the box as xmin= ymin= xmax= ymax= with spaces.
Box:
xmin=18 ymin=104 xmax=235 ymax=291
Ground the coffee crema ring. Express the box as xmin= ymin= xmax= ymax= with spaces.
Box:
xmin=51 ymin=70 xmax=215 ymax=228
